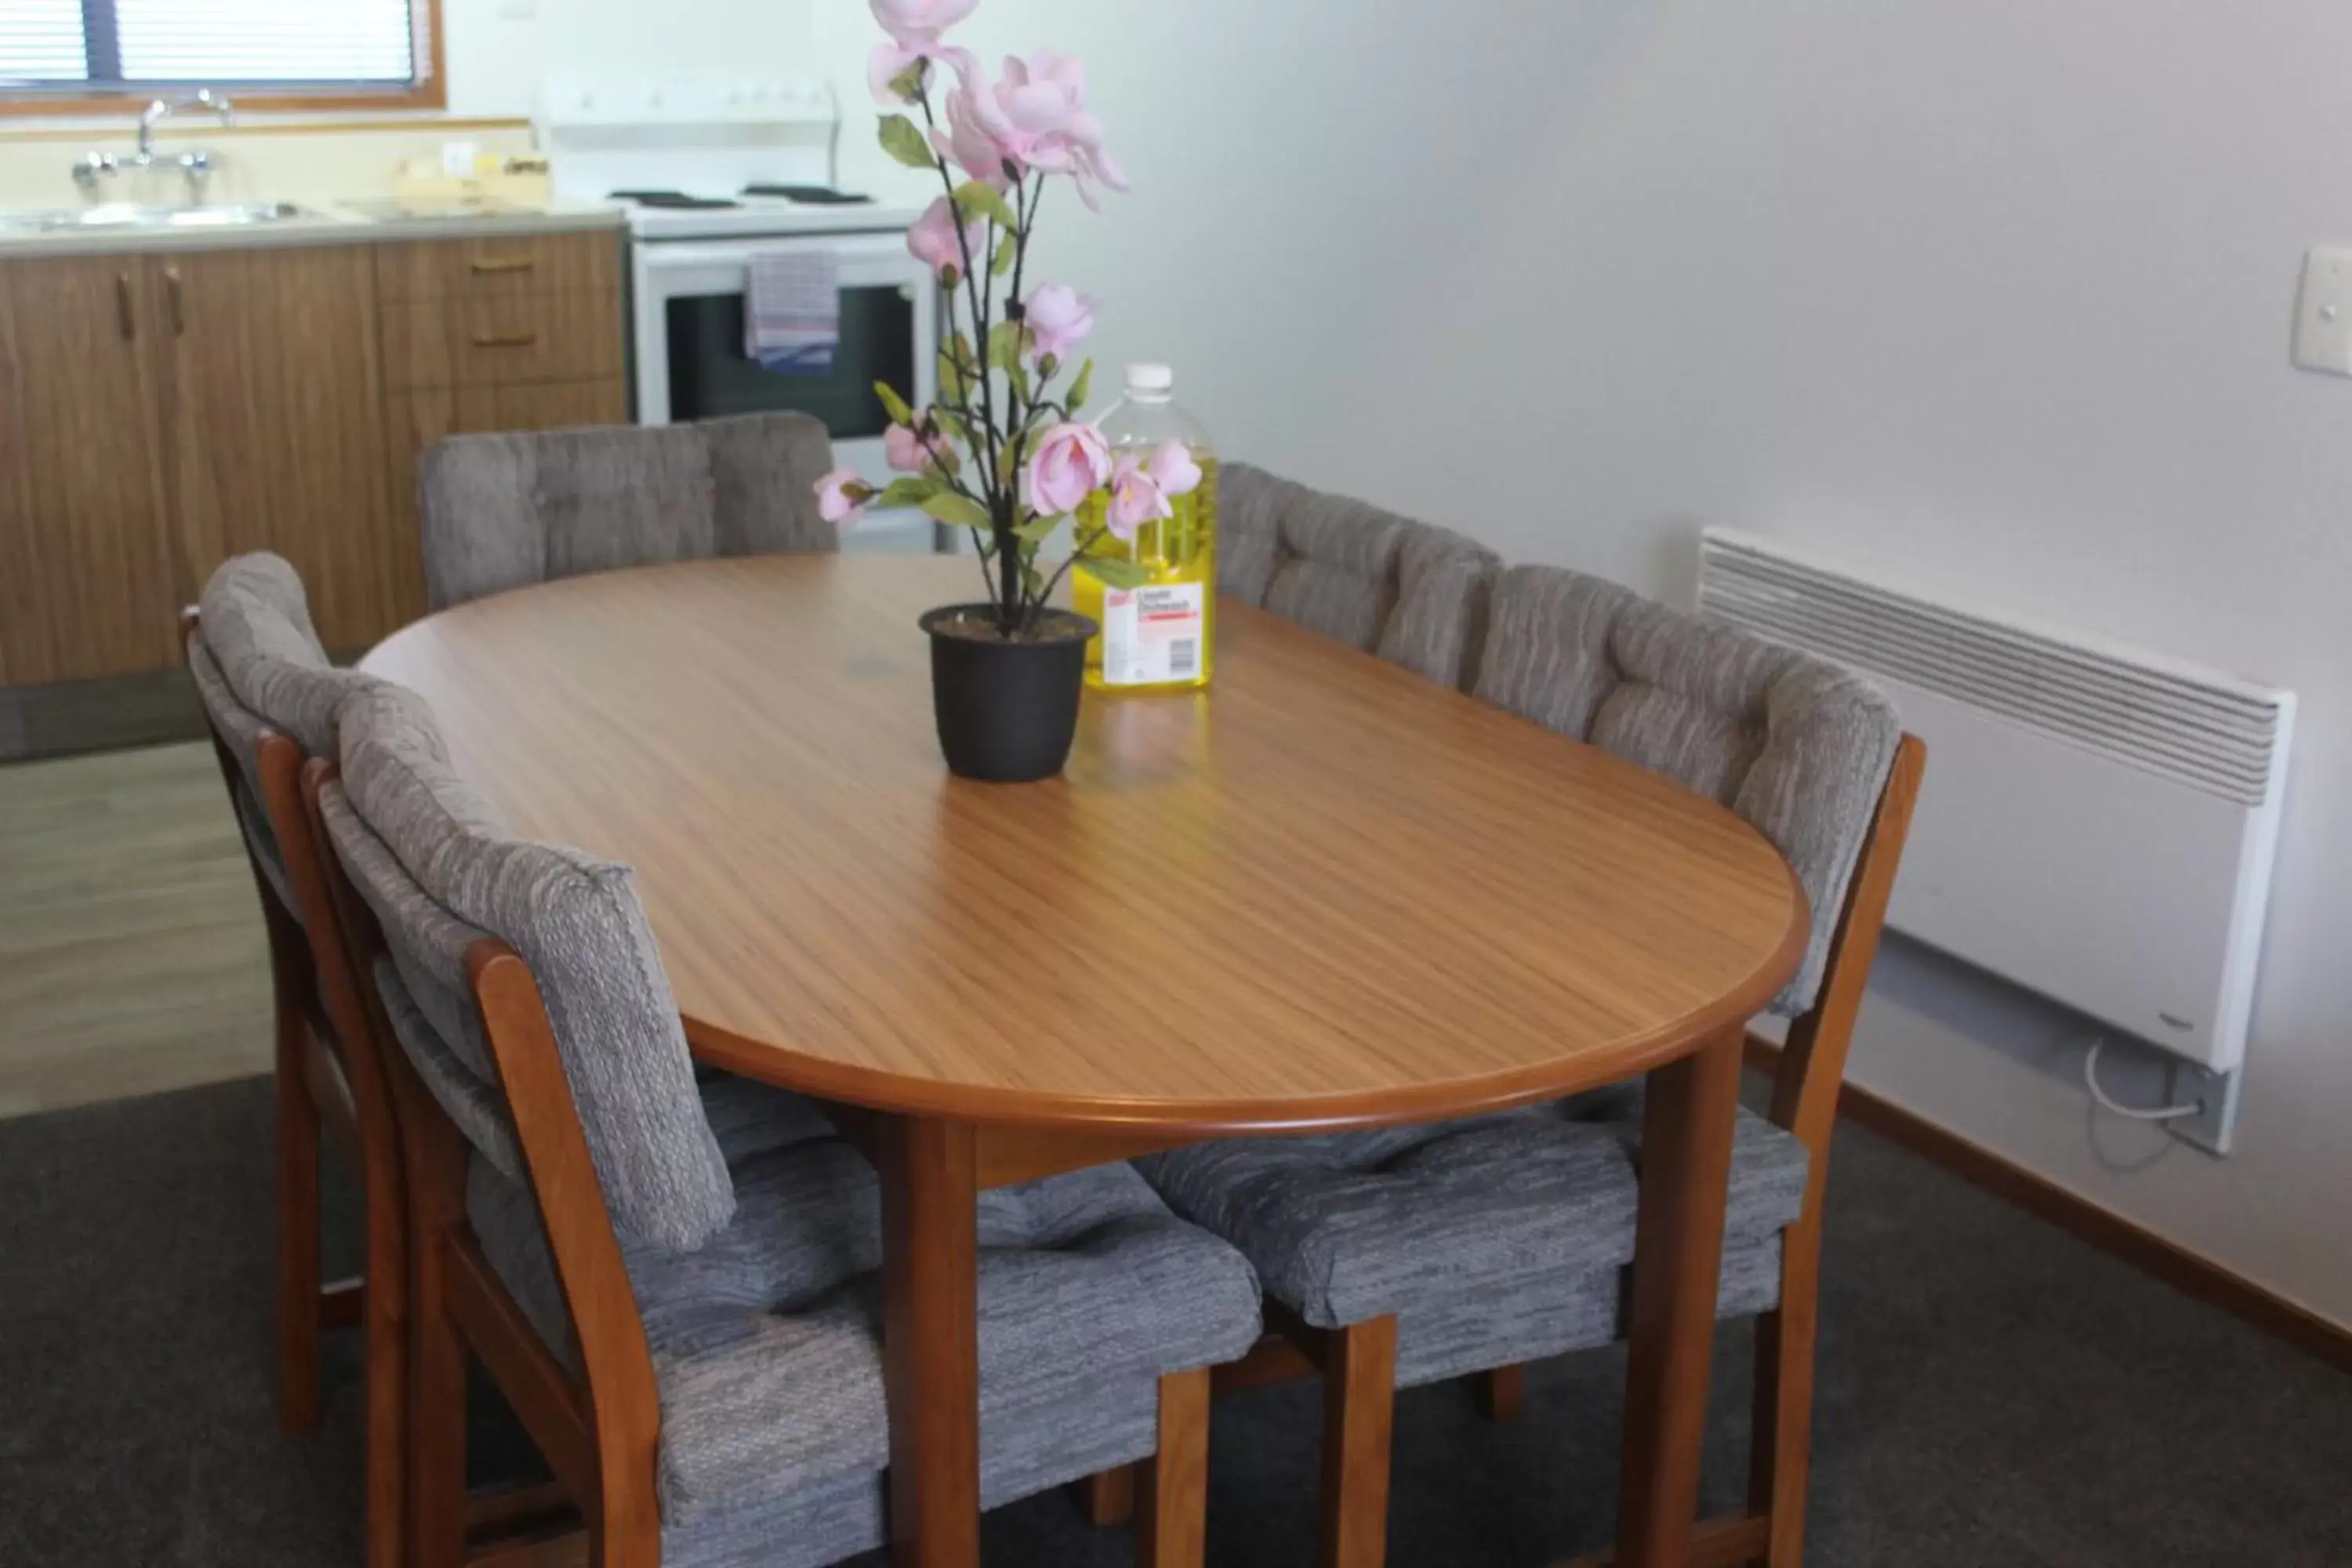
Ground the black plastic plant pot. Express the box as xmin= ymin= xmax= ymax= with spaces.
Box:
xmin=919 ymin=603 xmax=1098 ymax=782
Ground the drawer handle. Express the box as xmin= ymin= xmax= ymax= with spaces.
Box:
xmin=115 ymin=272 xmax=135 ymax=340
xmin=470 ymin=257 xmax=535 ymax=275
xmin=471 ymin=331 xmax=539 ymax=349
xmin=165 ymin=267 xmax=184 ymax=336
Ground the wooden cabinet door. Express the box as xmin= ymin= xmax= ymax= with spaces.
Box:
xmin=0 ymin=254 xmax=180 ymax=684
xmin=158 ymin=245 xmax=404 ymax=651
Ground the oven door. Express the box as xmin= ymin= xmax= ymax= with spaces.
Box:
xmin=632 ymin=233 xmax=946 ymax=553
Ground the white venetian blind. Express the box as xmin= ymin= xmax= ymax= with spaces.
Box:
xmin=116 ymin=0 xmax=417 ymax=82
xmin=0 ymin=0 xmax=92 ymax=83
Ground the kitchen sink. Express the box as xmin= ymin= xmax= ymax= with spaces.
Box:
xmin=0 ymin=201 xmax=307 ymax=232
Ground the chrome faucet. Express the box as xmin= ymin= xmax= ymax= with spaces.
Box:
xmin=139 ymin=89 xmax=236 ymax=158
xmin=72 ymin=89 xmax=236 ymax=201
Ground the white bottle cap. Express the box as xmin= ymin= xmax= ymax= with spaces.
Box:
xmin=1124 ymin=361 xmax=1174 ymax=394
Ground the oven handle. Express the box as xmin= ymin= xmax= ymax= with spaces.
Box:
xmin=631 ymin=234 xmax=928 ymax=279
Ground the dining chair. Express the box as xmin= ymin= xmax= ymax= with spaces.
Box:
xmin=184 ymin=552 xmax=405 ymax=1568
xmin=1217 ymin=463 xmax=1497 ymax=688
xmin=1127 ymin=564 xmax=1921 ymax=1568
xmin=303 ymin=677 xmax=1266 ymax=1568
xmin=418 ymin=410 xmax=839 ymax=610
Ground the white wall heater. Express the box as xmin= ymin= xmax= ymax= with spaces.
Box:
xmin=1697 ymin=528 xmax=2295 ymax=1097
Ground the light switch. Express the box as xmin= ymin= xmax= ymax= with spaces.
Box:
xmin=2292 ymin=247 xmax=2352 ymax=376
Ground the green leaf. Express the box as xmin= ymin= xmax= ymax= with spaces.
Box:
xmin=932 ymin=407 xmax=970 ymax=446
xmin=986 ymin=320 xmax=1024 ymax=375
xmin=873 ymin=476 xmax=944 ymax=508
xmin=1076 ymin=556 xmax=1150 ymax=590
xmin=952 ymin=178 xmax=1019 ymax=230
xmin=921 ymin=491 xmax=992 ymax=530
xmin=878 ymin=114 xmax=936 ymax=171
xmin=951 ymin=330 xmax=976 ymax=368
xmin=1008 ymin=361 xmax=1032 ymax=403
xmin=995 ymin=441 xmax=1017 ymax=488
xmin=937 ymin=350 xmax=965 ymax=404
xmin=873 ymin=381 xmax=915 ymax=427
xmin=1022 ymin=564 xmax=1047 ymax=601
xmin=886 ymin=58 xmax=930 ymax=103
xmin=990 ymin=236 xmax=1016 ymax=278
xmin=1013 ymin=513 xmax=1062 ymax=543
xmin=1065 ymin=358 xmax=1094 ymax=413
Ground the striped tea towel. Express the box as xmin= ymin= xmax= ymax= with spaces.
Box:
xmin=746 ymin=249 xmax=840 ymax=374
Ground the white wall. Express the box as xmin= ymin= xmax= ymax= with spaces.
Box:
xmin=440 ymin=0 xmax=815 ymax=117
xmin=452 ymin=0 xmax=2352 ymax=1329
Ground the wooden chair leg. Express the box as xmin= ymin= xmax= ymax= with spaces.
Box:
xmin=1137 ymin=1367 xmax=1210 ymax=1568
xmin=410 ymin=1234 xmax=469 ymax=1568
xmin=1319 ymin=1316 xmax=1398 ymax=1568
xmin=1081 ymin=1464 xmax=1138 ymax=1526
xmin=1479 ymin=1364 xmax=1526 ymax=1423
xmin=1747 ymin=1213 xmax=1825 ymax=1567
xmin=361 ymin=1188 xmax=408 ymax=1568
xmin=271 ymin=924 xmax=325 ymax=1435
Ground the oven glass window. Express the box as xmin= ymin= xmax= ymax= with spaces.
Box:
xmin=665 ymin=286 xmax=915 ymax=435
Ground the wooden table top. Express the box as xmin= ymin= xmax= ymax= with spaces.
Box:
xmin=361 ymin=555 xmax=1806 ymax=1134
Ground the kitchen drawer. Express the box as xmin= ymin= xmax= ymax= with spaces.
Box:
xmin=373 ymin=230 xmax=622 ymax=303
xmin=380 ymin=290 xmax=625 ymax=391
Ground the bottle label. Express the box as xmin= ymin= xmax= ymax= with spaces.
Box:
xmin=1101 ymin=583 xmax=1205 ymax=686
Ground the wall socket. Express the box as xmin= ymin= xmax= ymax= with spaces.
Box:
xmin=2292 ymin=247 xmax=2352 ymax=376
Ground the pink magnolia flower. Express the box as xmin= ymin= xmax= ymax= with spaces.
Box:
xmin=883 ymin=422 xmax=930 ymax=473
xmin=935 ymin=53 xmax=1131 ymax=206
xmin=906 ymin=193 xmax=988 ymax=281
xmin=1102 ymin=453 xmax=1176 ymax=540
xmin=815 ymin=469 xmax=870 ymax=526
xmin=884 ymin=416 xmax=959 ymax=474
xmin=1022 ymin=284 xmax=1094 ymax=363
xmin=1144 ymin=441 xmax=1203 ymax=497
xmin=868 ymin=40 xmax=972 ymax=107
xmin=869 ymin=0 xmax=975 ymax=47
xmin=1025 ymin=422 xmax=1112 ymax=517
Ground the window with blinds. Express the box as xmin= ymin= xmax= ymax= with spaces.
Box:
xmin=0 ymin=0 xmax=424 ymax=93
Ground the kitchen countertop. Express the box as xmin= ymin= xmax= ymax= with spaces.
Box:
xmin=0 ymin=198 xmax=626 ymax=258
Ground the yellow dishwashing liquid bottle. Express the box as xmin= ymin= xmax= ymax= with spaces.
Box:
xmin=1073 ymin=363 xmax=1218 ymax=692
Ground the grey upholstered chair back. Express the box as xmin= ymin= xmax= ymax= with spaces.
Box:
xmin=419 ymin=411 xmax=839 ymax=610
xmin=1475 ymin=565 xmax=1900 ymax=1014
xmin=318 ymin=680 xmax=735 ymax=1251
xmin=187 ymin=553 xmax=379 ymax=916
xmin=1217 ymin=463 xmax=1497 ymax=688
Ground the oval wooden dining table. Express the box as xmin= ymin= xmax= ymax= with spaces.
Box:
xmin=362 ymin=554 xmax=1809 ymax=1568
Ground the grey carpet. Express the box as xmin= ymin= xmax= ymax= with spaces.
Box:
xmin=2 ymin=1077 xmax=2347 ymax=1566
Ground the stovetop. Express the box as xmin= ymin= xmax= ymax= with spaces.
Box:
xmin=610 ymin=186 xmax=924 ymax=242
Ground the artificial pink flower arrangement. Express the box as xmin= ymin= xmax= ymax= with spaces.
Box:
xmin=814 ymin=0 xmax=1202 ymax=637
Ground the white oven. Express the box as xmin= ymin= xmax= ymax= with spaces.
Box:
xmin=539 ymin=73 xmax=949 ymax=554
xmin=632 ymin=233 xmax=942 ymax=553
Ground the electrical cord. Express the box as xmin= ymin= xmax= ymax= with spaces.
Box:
xmin=2083 ymin=1035 xmax=2204 ymax=1122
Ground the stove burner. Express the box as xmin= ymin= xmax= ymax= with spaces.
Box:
xmin=741 ymin=183 xmax=873 ymax=205
xmin=612 ymin=189 xmax=741 ymax=210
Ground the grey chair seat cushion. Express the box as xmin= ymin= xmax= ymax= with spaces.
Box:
xmin=1136 ymin=1094 xmax=1807 ymax=1388
xmin=470 ymin=1138 xmax=1264 ymax=1527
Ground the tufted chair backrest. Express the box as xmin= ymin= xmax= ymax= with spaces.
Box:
xmin=1217 ymin=463 xmax=1497 ymax=689
xmin=1475 ymin=564 xmax=1901 ymax=1014
xmin=188 ymin=553 xmax=380 ymax=919
xmin=419 ymin=411 xmax=838 ymax=610
xmin=317 ymin=680 xmax=734 ymax=1252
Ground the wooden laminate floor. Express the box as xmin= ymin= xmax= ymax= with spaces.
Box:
xmin=0 ymin=742 xmax=270 ymax=1120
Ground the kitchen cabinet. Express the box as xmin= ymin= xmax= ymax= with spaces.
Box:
xmin=0 ymin=254 xmax=180 ymax=684
xmin=0 ymin=223 xmax=626 ymax=699
xmin=159 ymin=245 xmax=408 ymax=650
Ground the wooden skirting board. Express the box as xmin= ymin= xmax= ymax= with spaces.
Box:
xmin=1748 ymin=1034 xmax=2352 ymax=1379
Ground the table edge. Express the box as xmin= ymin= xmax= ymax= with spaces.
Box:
xmin=687 ymin=852 xmax=1812 ymax=1133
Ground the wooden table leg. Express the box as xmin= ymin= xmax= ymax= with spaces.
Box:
xmin=1613 ymin=1024 xmax=1744 ymax=1566
xmin=877 ymin=1115 xmax=983 ymax=1568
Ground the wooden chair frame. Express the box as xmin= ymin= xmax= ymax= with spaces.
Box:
xmin=298 ymin=757 xmax=1213 ymax=1568
xmin=185 ymin=611 xmax=408 ymax=1568
xmin=1086 ymin=733 xmax=1926 ymax=1568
